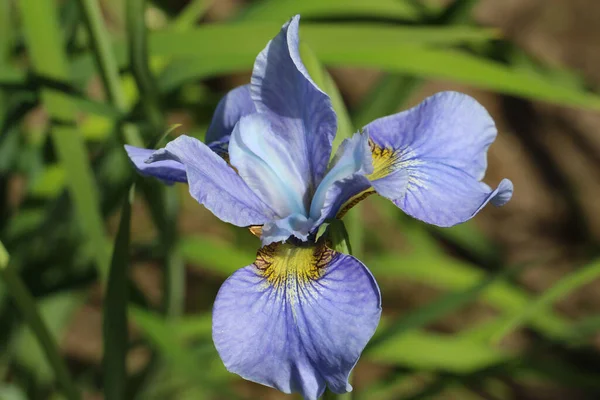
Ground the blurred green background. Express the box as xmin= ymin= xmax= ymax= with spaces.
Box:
xmin=2 ymin=0 xmax=600 ymax=399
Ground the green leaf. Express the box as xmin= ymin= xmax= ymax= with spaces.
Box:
xmin=365 ymin=225 xmax=569 ymax=339
xmin=19 ymin=0 xmax=110 ymax=278
xmin=238 ymin=0 xmax=420 ymax=21
xmin=0 ymin=385 xmax=28 ymax=400
xmin=0 ymin=66 xmax=25 ymax=86
xmin=142 ymin=24 xmax=600 ymax=110
xmin=179 ymin=235 xmax=254 ymax=275
xmin=368 ymin=268 xmax=514 ymax=350
xmin=431 ymin=223 xmax=499 ymax=264
xmin=492 ymin=259 xmax=600 ymax=343
xmin=102 ymin=187 xmax=134 ymax=400
xmin=172 ymin=0 xmax=214 ymax=31
xmin=129 ymin=306 xmax=235 ymax=394
xmin=366 ymin=330 xmax=509 ymax=373
xmin=72 ymin=23 xmax=497 ymax=90
xmin=328 ymin=219 xmax=353 ymax=255
xmin=76 ymin=0 xmax=144 ymax=146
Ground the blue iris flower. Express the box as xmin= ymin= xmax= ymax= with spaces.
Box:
xmin=125 ymin=15 xmax=513 ymax=400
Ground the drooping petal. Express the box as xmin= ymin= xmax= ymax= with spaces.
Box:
xmin=309 ymin=133 xmax=373 ymax=226
xmin=146 ymin=135 xmax=276 ymax=227
xmin=205 ymin=84 xmax=256 ymax=146
xmin=251 ymin=15 xmax=337 ymax=192
xmin=124 ymin=145 xmax=187 ymax=184
xmin=213 ymin=243 xmax=381 ymax=400
xmin=363 ymin=91 xmax=513 ymax=226
xmin=229 ymin=113 xmax=309 ymax=217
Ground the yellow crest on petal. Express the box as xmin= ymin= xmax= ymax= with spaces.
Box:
xmin=255 ymin=243 xmax=334 ymax=288
xmin=367 ymin=139 xmax=400 ymax=181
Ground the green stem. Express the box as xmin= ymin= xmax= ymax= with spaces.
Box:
xmin=0 ymin=242 xmax=81 ymax=400
xmin=76 ymin=0 xmax=144 ymax=147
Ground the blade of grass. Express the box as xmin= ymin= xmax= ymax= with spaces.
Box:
xmin=129 ymin=306 xmax=238 ymax=396
xmin=70 ymin=23 xmax=497 ymax=90
xmin=367 ymin=266 xmax=519 ymax=351
xmin=352 ymin=0 xmax=481 ymax=128
xmin=126 ymin=0 xmax=164 ymax=131
xmin=126 ymin=0 xmax=184 ymax=321
xmin=492 ymin=259 xmax=600 ymax=344
xmin=76 ymin=0 xmax=144 ymax=147
xmin=366 ymin=330 xmax=509 ymax=373
xmin=171 ymin=0 xmax=214 ymax=31
xmin=18 ymin=0 xmax=110 ymax=278
xmin=179 ymin=235 xmax=254 ymax=275
xmin=149 ymin=26 xmax=600 ymax=110
xmin=102 ymin=187 xmax=134 ymax=400
xmin=238 ymin=0 xmax=420 ymax=22
xmin=0 ymin=241 xmax=80 ymax=400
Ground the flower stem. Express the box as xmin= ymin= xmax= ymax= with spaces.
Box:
xmin=0 ymin=242 xmax=81 ymax=400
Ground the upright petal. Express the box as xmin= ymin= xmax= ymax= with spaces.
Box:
xmin=125 ymin=145 xmax=187 ymax=184
xmin=205 ymin=84 xmax=256 ymax=146
xmin=213 ymin=243 xmax=381 ymax=400
xmin=309 ymin=133 xmax=373 ymax=226
xmin=251 ymin=15 xmax=337 ymax=192
xmin=363 ymin=91 xmax=513 ymax=227
xmin=229 ymin=113 xmax=310 ymax=217
xmin=146 ymin=135 xmax=276 ymax=227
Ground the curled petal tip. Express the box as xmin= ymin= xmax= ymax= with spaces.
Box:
xmin=490 ymin=178 xmax=513 ymax=207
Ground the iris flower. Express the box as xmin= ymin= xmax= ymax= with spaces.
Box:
xmin=125 ymin=15 xmax=513 ymax=400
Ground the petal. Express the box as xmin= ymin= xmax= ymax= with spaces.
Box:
xmin=309 ymin=133 xmax=373 ymax=225
xmin=363 ymin=91 xmax=513 ymax=226
xmin=205 ymin=84 xmax=256 ymax=146
xmin=213 ymin=243 xmax=381 ymax=400
xmin=124 ymin=145 xmax=187 ymax=184
xmin=398 ymin=167 xmax=514 ymax=227
xmin=251 ymin=15 xmax=337 ymax=191
xmin=261 ymin=213 xmax=314 ymax=246
xmin=147 ymin=135 xmax=276 ymax=227
xmin=229 ymin=113 xmax=309 ymax=217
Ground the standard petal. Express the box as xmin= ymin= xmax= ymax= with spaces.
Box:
xmin=363 ymin=91 xmax=513 ymax=226
xmin=310 ymin=133 xmax=374 ymax=226
xmin=124 ymin=145 xmax=187 ymax=184
xmin=205 ymin=84 xmax=256 ymax=146
xmin=213 ymin=243 xmax=381 ymax=400
xmin=147 ymin=135 xmax=276 ymax=227
xmin=251 ymin=15 xmax=337 ymax=191
xmin=229 ymin=113 xmax=309 ymax=217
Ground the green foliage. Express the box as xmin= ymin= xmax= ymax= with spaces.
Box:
xmin=1 ymin=0 xmax=600 ymax=399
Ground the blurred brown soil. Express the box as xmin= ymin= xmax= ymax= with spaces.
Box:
xmin=60 ymin=0 xmax=600 ymax=399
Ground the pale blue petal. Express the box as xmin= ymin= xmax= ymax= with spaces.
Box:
xmin=147 ymin=135 xmax=276 ymax=227
xmin=261 ymin=213 xmax=314 ymax=245
xmin=205 ymin=84 xmax=256 ymax=145
xmin=396 ymin=166 xmax=514 ymax=227
xmin=125 ymin=145 xmax=187 ymax=184
xmin=309 ymin=133 xmax=373 ymax=226
xmin=364 ymin=91 xmax=513 ymax=226
xmin=229 ymin=113 xmax=309 ymax=217
xmin=212 ymin=243 xmax=381 ymax=400
xmin=251 ymin=15 xmax=337 ymax=192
